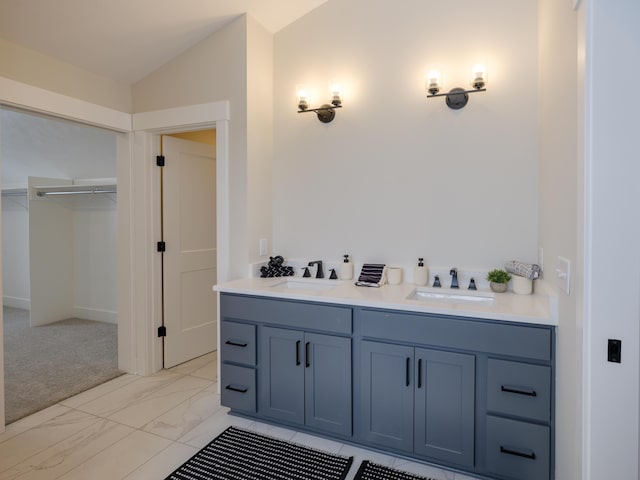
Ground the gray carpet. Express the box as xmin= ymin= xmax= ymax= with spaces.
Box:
xmin=3 ymin=306 xmax=122 ymax=424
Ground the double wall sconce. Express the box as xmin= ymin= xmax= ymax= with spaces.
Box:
xmin=297 ymin=84 xmax=342 ymax=123
xmin=426 ymin=65 xmax=487 ymax=110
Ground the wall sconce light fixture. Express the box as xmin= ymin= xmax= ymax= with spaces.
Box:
xmin=297 ymin=84 xmax=342 ymax=123
xmin=426 ymin=65 xmax=487 ymax=110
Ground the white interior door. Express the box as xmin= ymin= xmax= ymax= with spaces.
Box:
xmin=162 ymin=136 xmax=217 ymax=368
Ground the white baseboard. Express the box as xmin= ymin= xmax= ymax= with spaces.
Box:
xmin=2 ymin=296 xmax=30 ymax=310
xmin=73 ymin=306 xmax=118 ymax=324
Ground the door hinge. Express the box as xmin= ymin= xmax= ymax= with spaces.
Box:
xmin=156 ymin=155 xmax=165 ymax=167
xmin=157 ymin=241 xmax=166 ymax=252
xmin=158 ymin=326 xmax=167 ymax=337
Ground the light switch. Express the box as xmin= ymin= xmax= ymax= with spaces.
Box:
xmin=259 ymin=238 xmax=268 ymax=256
xmin=556 ymin=256 xmax=571 ymax=295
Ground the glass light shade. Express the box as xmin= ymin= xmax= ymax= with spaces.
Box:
xmin=297 ymin=87 xmax=309 ymax=110
xmin=471 ymin=64 xmax=486 ymax=89
xmin=426 ymin=70 xmax=441 ymax=95
xmin=330 ymin=83 xmax=342 ymax=106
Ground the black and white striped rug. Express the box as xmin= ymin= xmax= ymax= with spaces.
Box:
xmin=165 ymin=426 xmax=354 ymax=480
xmin=353 ymin=460 xmax=439 ymax=480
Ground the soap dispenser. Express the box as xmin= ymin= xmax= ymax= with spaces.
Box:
xmin=339 ymin=254 xmax=354 ymax=280
xmin=414 ymin=258 xmax=428 ymax=286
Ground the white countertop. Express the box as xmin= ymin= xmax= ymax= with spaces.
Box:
xmin=214 ymin=277 xmax=558 ymax=326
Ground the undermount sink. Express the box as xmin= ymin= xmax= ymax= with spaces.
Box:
xmin=406 ymin=287 xmax=495 ymax=306
xmin=269 ymin=278 xmax=339 ymax=292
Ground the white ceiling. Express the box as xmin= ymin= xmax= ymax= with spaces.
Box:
xmin=0 ymin=0 xmax=327 ymax=85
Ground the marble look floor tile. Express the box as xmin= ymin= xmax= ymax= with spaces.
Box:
xmin=178 ymin=408 xmax=253 ymax=449
xmin=392 ymin=458 xmax=455 ymax=480
xmin=290 ymin=431 xmax=344 ymax=454
xmin=73 ymin=370 xmax=182 ymax=418
xmin=60 ymin=374 xmax=138 ymax=409
xmin=123 ymin=442 xmax=198 ymax=480
xmin=58 ymin=430 xmax=172 ymax=480
xmin=107 ymin=375 xmax=212 ymax=429
xmin=244 ymin=420 xmax=298 ymax=442
xmin=0 ymin=404 xmax=71 ymax=446
xmin=189 ymin=360 xmax=217 ymax=381
xmin=168 ymin=352 xmax=216 ymax=376
xmin=0 ymin=418 xmax=133 ymax=480
xmin=0 ymin=409 xmax=98 ymax=472
xmin=338 ymin=443 xmax=398 ymax=470
xmin=141 ymin=388 xmax=223 ymax=441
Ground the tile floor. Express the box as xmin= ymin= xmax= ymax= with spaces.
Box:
xmin=0 ymin=352 xmax=481 ymax=480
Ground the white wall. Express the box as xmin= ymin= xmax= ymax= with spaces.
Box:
xmin=538 ymin=1 xmax=581 ymax=478
xmin=273 ymin=0 xmax=539 ymax=271
xmin=584 ymin=0 xmax=640 ymax=478
xmin=0 ymin=195 xmax=29 ymax=308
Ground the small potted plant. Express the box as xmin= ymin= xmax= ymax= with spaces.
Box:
xmin=487 ymin=269 xmax=511 ymax=293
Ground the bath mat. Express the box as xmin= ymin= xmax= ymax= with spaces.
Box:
xmin=353 ymin=460 xmax=439 ymax=480
xmin=165 ymin=426 xmax=353 ymax=480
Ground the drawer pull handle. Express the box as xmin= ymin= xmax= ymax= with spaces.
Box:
xmin=501 ymin=385 xmax=537 ymax=397
xmin=296 ymin=340 xmax=301 ymax=366
xmin=500 ymin=445 xmax=536 ymax=460
xmin=225 ymin=385 xmax=248 ymax=393
xmin=305 ymin=342 xmax=311 ymax=368
xmin=225 ymin=340 xmax=248 ymax=347
xmin=417 ymin=359 xmax=423 ymax=389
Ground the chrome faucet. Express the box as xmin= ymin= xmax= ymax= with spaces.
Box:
xmin=450 ymin=268 xmax=459 ymax=289
xmin=308 ymin=260 xmax=324 ymax=279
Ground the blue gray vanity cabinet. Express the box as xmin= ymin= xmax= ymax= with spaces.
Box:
xmin=356 ymin=307 xmax=554 ymax=480
xmin=359 ymin=341 xmax=475 ymax=467
xmin=261 ymin=326 xmax=351 ymax=436
xmin=219 ymin=293 xmax=353 ymax=438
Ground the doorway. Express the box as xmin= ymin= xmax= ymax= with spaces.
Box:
xmin=160 ymin=131 xmax=218 ymax=368
xmin=0 ymin=107 xmax=121 ymax=424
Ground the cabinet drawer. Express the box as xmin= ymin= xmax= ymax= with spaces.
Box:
xmin=486 ymin=416 xmax=550 ymax=480
xmin=221 ymin=321 xmax=256 ymax=365
xmin=487 ymin=359 xmax=550 ymax=421
xmin=358 ymin=308 xmax=552 ymax=361
xmin=221 ymin=294 xmax=352 ymax=334
xmin=221 ymin=364 xmax=256 ymax=413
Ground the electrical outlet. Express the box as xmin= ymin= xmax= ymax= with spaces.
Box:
xmin=608 ymin=339 xmax=621 ymax=363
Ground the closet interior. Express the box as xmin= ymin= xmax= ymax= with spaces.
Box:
xmin=1 ymin=107 xmax=121 ymax=424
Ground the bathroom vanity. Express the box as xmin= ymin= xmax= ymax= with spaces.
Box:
xmin=215 ymin=278 xmax=556 ymax=480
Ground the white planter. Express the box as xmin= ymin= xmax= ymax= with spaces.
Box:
xmin=512 ymin=275 xmax=533 ymax=295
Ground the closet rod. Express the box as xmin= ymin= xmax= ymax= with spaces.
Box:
xmin=36 ymin=188 xmax=117 ymax=197
xmin=1 ymin=190 xmax=28 ymax=197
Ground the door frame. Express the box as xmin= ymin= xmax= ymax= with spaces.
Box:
xmin=0 ymin=77 xmax=230 ymax=430
xmin=131 ymin=102 xmax=230 ymax=375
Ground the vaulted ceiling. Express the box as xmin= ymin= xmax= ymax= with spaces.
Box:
xmin=0 ymin=0 xmax=328 ymax=84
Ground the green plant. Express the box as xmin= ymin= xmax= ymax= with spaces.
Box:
xmin=487 ymin=269 xmax=511 ymax=284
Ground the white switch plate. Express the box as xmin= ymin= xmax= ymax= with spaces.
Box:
xmin=556 ymin=256 xmax=571 ymax=295
xmin=538 ymin=247 xmax=544 ymax=272
xmin=259 ymin=238 xmax=268 ymax=256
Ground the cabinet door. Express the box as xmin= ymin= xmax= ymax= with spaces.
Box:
xmin=260 ymin=327 xmax=305 ymax=424
xmin=414 ymin=348 xmax=475 ymax=467
xmin=304 ymin=333 xmax=352 ymax=436
xmin=359 ymin=341 xmax=414 ymax=452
